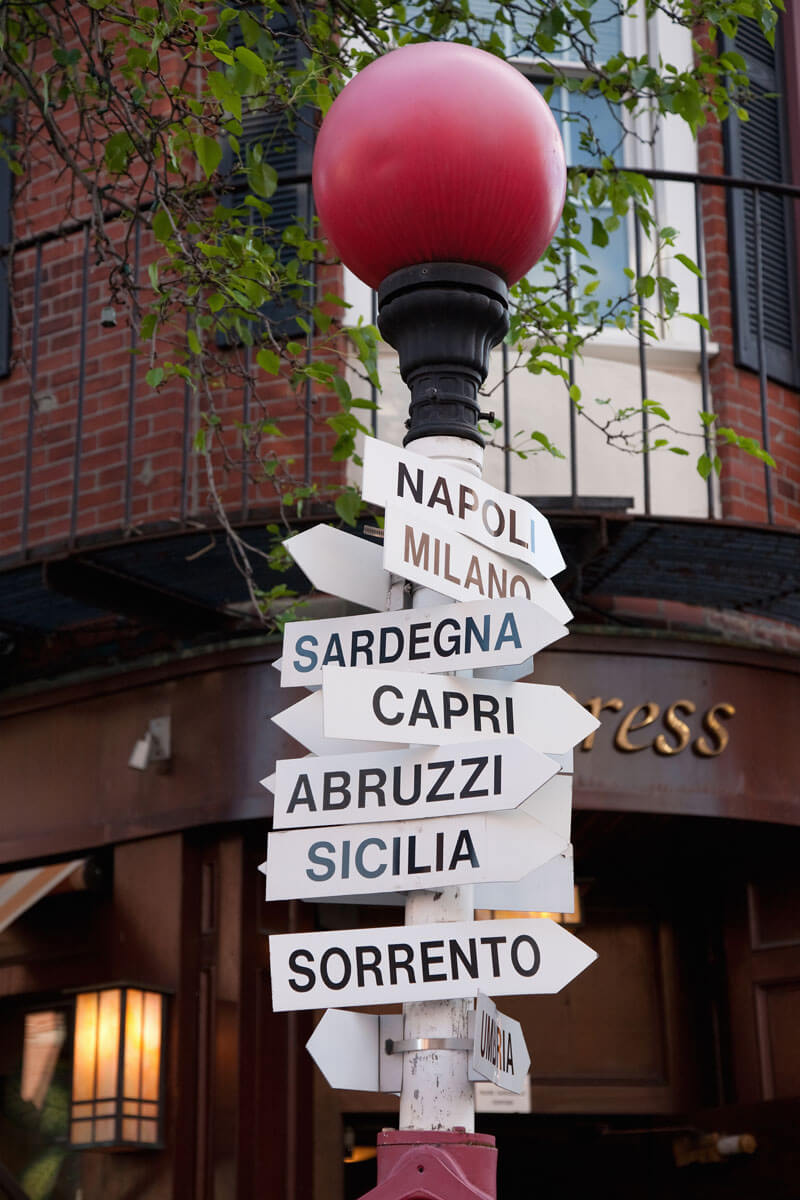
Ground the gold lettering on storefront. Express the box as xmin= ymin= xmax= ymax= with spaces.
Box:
xmin=579 ymin=698 xmax=736 ymax=757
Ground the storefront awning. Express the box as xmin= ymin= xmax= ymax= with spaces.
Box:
xmin=0 ymin=859 xmax=86 ymax=934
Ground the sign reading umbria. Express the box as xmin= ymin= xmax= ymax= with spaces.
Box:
xmin=362 ymin=437 xmax=565 ymax=580
xmin=279 ymin=596 xmax=566 ymax=688
xmin=269 ymin=918 xmax=597 ymax=1011
xmin=383 ymin=504 xmax=572 ymax=625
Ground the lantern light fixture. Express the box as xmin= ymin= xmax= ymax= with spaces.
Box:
xmin=69 ymin=983 xmax=168 ymax=1149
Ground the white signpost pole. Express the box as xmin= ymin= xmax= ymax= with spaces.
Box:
xmin=396 ymin=435 xmax=485 ymax=1134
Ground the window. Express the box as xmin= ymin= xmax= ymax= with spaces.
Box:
xmin=723 ymin=17 xmax=800 ymax=387
xmin=220 ymin=5 xmax=315 ymax=342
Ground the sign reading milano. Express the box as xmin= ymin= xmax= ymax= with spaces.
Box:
xmin=267 ymin=438 xmax=598 ymax=1014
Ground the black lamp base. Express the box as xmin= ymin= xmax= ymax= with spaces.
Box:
xmin=377 ymin=262 xmax=509 ymax=448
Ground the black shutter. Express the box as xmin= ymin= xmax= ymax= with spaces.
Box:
xmin=221 ymin=6 xmax=314 ymax=341
xmin=723 ymin=18 xmax=800 ymax=387
xmin=0 ymin=113 xmax=13 ymax=378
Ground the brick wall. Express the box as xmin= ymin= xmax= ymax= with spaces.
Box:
xmin=0 ymin=216 xmax=349 ymax=560
xmin=698 ymin=113 xmax=800 ymax=528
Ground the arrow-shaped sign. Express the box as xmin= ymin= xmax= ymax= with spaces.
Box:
xmin=472 ymin=993 xmax=530 ymax=1093
xmin=262 ymin=808 xmax=567 ymax=901
xmin=475 ymin=847 xmax=575 ymax=912
xmin=269 ymin=917 xmax=597 ymax=1011
xmin=263 ymin=737 xmax=560 ymax=830
xmin=362 ymin=437 xmax=565 ymax=579
xmin=306 ymin=1009 xmax=404 ymax=1093
xmin=321 ymin=666 xmax=599 ymax=756
xmin=383 ymin=504 xmax=572 ymax=625
xmin=283 ymin=524 xmax=393 ymax=611
xmin=278 ymin=596 xmax=565 ymax=688
xmin=272 ymin=691 xmax=400 ymax=756
xmin=309 ymin=845 xmax=576 ymax=912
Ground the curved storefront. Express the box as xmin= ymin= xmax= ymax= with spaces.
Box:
xmin=1 ymin=630 xmax=798 ymax=1197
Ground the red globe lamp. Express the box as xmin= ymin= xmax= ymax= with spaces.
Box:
xmin=313 ymin=41 xmax=567 ymax=447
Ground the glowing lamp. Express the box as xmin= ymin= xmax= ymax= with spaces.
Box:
xmin=70 ymin=984 xmax=168 ymax=1149
xmin=312 ymin=43 xmax=566 ymax=447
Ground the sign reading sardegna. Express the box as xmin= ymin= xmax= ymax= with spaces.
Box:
xmin=268 ymin=435 xmax=599 ymax=1087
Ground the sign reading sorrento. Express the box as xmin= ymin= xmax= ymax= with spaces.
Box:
xmin=278 ymin=596 xmax=566 ymax=688
xmin=262 ymin=808 xmax=567 ymax=900
xmin=362 ymin=437 xmax=566 ymax=579
xmin=321 ymin=666 xmax=599 ymax=755
xmin=383 ymin=504 xmax=572 ymax=625
xmin=268 ymin=918 xmax=597 ymax=1011
xmin=263 ymin=737 xmax=560 ymax=829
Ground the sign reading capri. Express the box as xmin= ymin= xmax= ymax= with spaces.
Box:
xmin=322 ymin=666 xmax=599 ymax=755
xmin=268 ymin=918 xmax=597 ymax=1011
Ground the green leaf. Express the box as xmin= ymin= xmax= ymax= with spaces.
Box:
xmin=104 ymin=130 xmax=134 ymax=173
xmin=187 ymin=328 xmax=201 ymax=355
xmin=192 ymin=134 xmax=222 ymax=180
xmin=249 ymin=160 xmax=277 ymax=199
xmin=257 ymin=348 xmax=281 ymax=374
xmin=675 ymin=252 xmax=702 ymax=277
xmin=146 ymin=367 xmax=164 ymax=388
xmin=151 ymin=209 xmax=172 ymax=244
xmin=697 ymin=453 xmax=713 ymax=479
xmin=235 ymin=45 xmax=267 ymax=77
xmin=335 ymin=490 xmax=362 ymax=526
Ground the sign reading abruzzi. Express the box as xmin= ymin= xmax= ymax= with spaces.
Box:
xmin=265 ymin=436 xmax=598 ymax=1092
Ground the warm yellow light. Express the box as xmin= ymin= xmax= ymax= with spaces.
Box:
xmin=475 ymin=887 xmax=583 ymax=926
xmin=70 ymin=985 xmax=166 ymax=1148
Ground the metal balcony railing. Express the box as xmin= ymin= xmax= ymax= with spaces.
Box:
xmin=0 ymin=167 xmax=798 ymax=574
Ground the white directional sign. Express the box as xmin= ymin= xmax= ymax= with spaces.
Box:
xmin=383 ymin=504 xmax=572 ymax=625
xmin=472 ymin=993 xmax=530 ymax=1094
xmin=311 ymin=846 xmax=576 ymax=912
xmin=272 ymin=690 xmax=400 ymax=757
xmin=362 ymin=437 xmax=566 ymax=579
xmin=269 ymin=917 xmax=597 ymax=1011
xmin=306 ymin=1009 xmax=403 ymax=1093
xmin=321 ymin=667 xmax=599 ymax=755
xmin=279 ymin=596 xmax=566 ymax=688
xmin=474 ymin=847 xmax=575 ymax=912
xmin=262 ymin=808 xmax=567 ymax=901
xmin=263 ymin=737 xmax=560 ymax=829
xmin=283 ymin=524 xmax=392 ymax=611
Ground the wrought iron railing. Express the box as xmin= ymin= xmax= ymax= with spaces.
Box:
xmin=1 ymin=167 xmax=798 ymax=568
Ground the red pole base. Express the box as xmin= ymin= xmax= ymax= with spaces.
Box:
xmin=357 ymin=1129 xmax=497 ymax=1200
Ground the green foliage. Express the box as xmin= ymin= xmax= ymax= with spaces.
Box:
xmin=0 ymin=0 xmax=780 ymax=617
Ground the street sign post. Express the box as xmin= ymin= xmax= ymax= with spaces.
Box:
xmin=362 ymin=437 xmax=566 ymax=579
xmin=321 ymin=666 xmax=599 ymax=754
xmin=383 ymin=503 xmax=572 ymax=624
xmin=262 ymin=808 xmax=567 ymax=901
xmin=263 ymin=736 xmax=560 ymax=829
xmin=269 ymin=917 xmax=597 ymax=1011
xmin=279 ymin=596 xmax=566 ymax=688
xmin=472 ymin=993 xmax=530 ymax=1094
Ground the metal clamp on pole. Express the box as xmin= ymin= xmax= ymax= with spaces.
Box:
xmin=385 ymin=1037 xmax=474 ymax=1055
